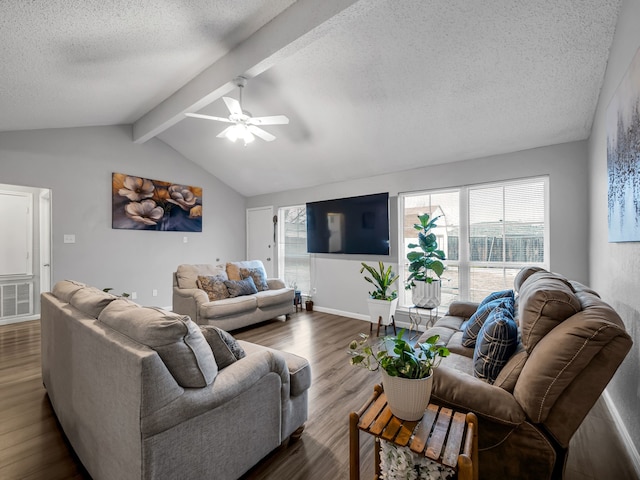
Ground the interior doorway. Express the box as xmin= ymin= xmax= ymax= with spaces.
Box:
xmin=246 ymin=206 xmax=275 ymax=277
xmin=0 ymin=183 xmax=52 ymax=325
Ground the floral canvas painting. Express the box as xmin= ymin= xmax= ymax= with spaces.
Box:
xmin=112 ymin=173 xmax=202 ymax=232
xmin=607 ymin=47 xmax=640 ymax=242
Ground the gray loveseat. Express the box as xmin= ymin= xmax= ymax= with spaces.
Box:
xmin=173 ymin=261 xmax=295 ymax=330
xmin=41 ymin=280 xmax=311 ymax=480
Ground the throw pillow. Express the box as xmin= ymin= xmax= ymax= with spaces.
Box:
xmin=200 ymin=326 xmax=246 ymax=369
xmin=197 ymin=274 xmax=230 ymax=301
xmin=224 ymin=277 xmax=258 ymax=298
xmin=98 ymin=300 xmax=218 ymax=388
xmin=478 ymin=289 xmax=514 ymax=308
xmin=473 ymin=305 xmax=519 ymax=383
xmin=462 ymin=297 xmax=514 ymax=348
xmin=239 ymin=266 xmax=270 ymax=292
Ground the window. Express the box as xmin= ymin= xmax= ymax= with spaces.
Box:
xmin=399 ymin=177 xmax=548 ymax=307
xmin=277 ymin=205 xmax=311 ymax=294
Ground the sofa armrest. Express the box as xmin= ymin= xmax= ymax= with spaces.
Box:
xmin=174 ymin=287 xmax=208 ymax=304
xmin=141 ymin=349 xmax=289 ymax=435
xmin=172 ymin=286 xmax=209 ymax=323
xmin=432 ymin=366 xmax=526 ymax=426
xmin=267 ymin=278 xmax=286 ymax=290
xmin=446 ymin=301 xmax=480 ymax=319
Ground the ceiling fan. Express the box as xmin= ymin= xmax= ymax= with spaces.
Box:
xmin=185 ymin=76 xmax=289 ymax=146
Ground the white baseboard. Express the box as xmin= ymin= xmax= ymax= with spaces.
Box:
xmin=602 ymin=389 xmax=640 ymax=477
xmin=0 ymin=314 xmax=39 ymax=326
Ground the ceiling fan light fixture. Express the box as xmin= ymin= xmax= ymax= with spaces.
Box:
xmin=187 ymin=76 xmax=288 ymax=144
xmin=225 ymin=123 xmax=254 ymax=146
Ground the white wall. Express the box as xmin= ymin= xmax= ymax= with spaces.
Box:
xmin=248 ymin=140 xmax=589 ymax=319
xmin=587 ymin=0 xmax=640 ymax=462
xmin=0 ymin=125 xmax=246 ymax=308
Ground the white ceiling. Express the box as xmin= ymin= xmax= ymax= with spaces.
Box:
xmin=0 ymin=0 xmax=621 ymax=197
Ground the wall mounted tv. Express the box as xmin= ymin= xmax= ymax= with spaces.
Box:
xmin=306 ymin=192 xmax=390 ymax=255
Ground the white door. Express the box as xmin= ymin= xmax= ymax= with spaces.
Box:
xmin=247 ymin=206 xmax=275 ymax=277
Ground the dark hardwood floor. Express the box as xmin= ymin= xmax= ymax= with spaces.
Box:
xmin=0 ymin=312 xmax=636 ymax=479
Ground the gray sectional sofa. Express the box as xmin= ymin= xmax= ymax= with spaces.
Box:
xmin=40 ymin=280 xmax=311 ymax=480
xmin=173 ymin=261 xmax=295 ymax=331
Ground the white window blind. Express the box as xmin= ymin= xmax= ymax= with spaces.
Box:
xmin=278 ymin=206 xmax=311 ymax=294
xmin=399 ymin=177 xmax=548 ymax=307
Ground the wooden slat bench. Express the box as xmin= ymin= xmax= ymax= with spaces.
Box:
xmin=349 ymin=384 xmax=478 ymax=480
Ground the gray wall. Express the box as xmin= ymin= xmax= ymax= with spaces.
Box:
xmin=248 ymin=140 xmax=590 ymax=320
xmin=588 ymin=0 xmax=640 ymax=461
xmin=0 ymin=125 xmax=246 ymax=307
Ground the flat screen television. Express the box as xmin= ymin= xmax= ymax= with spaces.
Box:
xmin=306 ymin=192 xmax=390 ymax=255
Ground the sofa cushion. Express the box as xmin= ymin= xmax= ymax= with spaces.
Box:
xmin=197 ymin=274 xmax=230 ymax=301
xmin=176 ymin=264 xmax=225 ymax=289
xmin=98 ymin=299 xmax=218 ymax=388
xmin=493 ymin=345 xmax=528 ymax=392
xmin=473 ymin=304 xmax=518 ymax=383
xmin=514 ymin=266 xmax=546 ymax=292
xmin=225 ymin=278 xmax=258 ymax=298
xmin=239 ymin=341 xmax=312 ymax=396
xmin=255 ymin=288 xmax=295 ymax=308
xmin=52 ymin=280 xmax=86 ymax=303
xmin=200 ymin=295 xmax=258 ymax=319
xmin=518 ymin=272 xmax=582 ymax=352
xmin=462 ymin=296 xmax=514 ymax=348
xmin=69 ymin=286 xmax=118 ymax=318
xmin=239 ymin=266 xmax=270 ymax=292
xmin=226 ymin=260 xmax=267 ymax=281
xmin=200 ymin=326 xmax=246 ymax=369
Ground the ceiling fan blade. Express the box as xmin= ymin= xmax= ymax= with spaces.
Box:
xmin=248 ymin=125 xmax=276 ymax=142
xmin=216 ymin=126 xmax=234 ymax=138
xmin=185 ymin=113 xmax=232 ymax=123
xmin=248 ymin=115 xmax=290 ymax=126
xmin=223 ymin=96 xmax=243 ymax=116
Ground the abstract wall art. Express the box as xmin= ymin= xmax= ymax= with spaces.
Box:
xmin=112 ymin=173 xmax=202 ymax=232
xmin=607 ymin=47 xmax=640 ymax=242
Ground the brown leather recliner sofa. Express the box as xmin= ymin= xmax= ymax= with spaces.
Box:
xmin=417 ymin=267 xmax=632 ymax=479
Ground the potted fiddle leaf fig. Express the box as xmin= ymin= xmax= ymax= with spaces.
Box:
xmin=348 ymin=330 xmax=449 ymax=420
xmin=405 ymin=213 xmax=446 ymax=308
xmin=360 ymin=261 xmax=399 ymax=328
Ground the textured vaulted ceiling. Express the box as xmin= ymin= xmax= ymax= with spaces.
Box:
xmin=0 ymin=0 xmax=621 ymax=196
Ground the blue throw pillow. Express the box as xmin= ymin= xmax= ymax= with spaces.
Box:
xmin=478 ymin=289 xmax=514 ymax=308
xmin=473 ymin=305 xmax=519 ymax=383
xmin=224 ymin=277 xmax=258 ymax=298
xmin=462 ymin=297 xmax=514 ymax=348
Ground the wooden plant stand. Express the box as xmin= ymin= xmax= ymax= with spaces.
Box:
xmin=369 ymin=314 xmax=397 ymax=337
xmin=349 ymin=384 xmax=478 ymax=480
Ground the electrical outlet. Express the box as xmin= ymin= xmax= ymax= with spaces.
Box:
xmin=183 ymin=236 xmax=188 ymax=243
xmin=63 ymin=234 xmax=76 ymax=244
xmin=152 ymin=289 xmax=158 ymax=297
xmin=131 ymin=292 xmax=137 ymax=300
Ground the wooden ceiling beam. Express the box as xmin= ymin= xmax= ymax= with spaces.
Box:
xmin=132 ymin=0 xmax=362 ymax=143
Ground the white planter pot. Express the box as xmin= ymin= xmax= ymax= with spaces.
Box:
xmin=411 ymin=279 xmax=441 ymax=308
xmin=366 ymin=297 xmax=398 ymax=326
xmin=381 ymin=369 xmax=433 ymax=421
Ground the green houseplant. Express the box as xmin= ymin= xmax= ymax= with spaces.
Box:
xmin=405 ymin=213 xmax=446 ymax=308
xmin=360 ymin=262 xmax=400 ymax=330
xmin=348 ymin=330 xmax=449 ymax=420
xmin=360 ymin=261 xmax=399 ymax=300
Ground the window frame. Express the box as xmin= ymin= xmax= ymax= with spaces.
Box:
xmin=398 ymin=176 xmax=549 ymax=307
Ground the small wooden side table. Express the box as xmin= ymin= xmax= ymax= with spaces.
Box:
xmin=349 ymin=385 xmax=478 ymax=480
